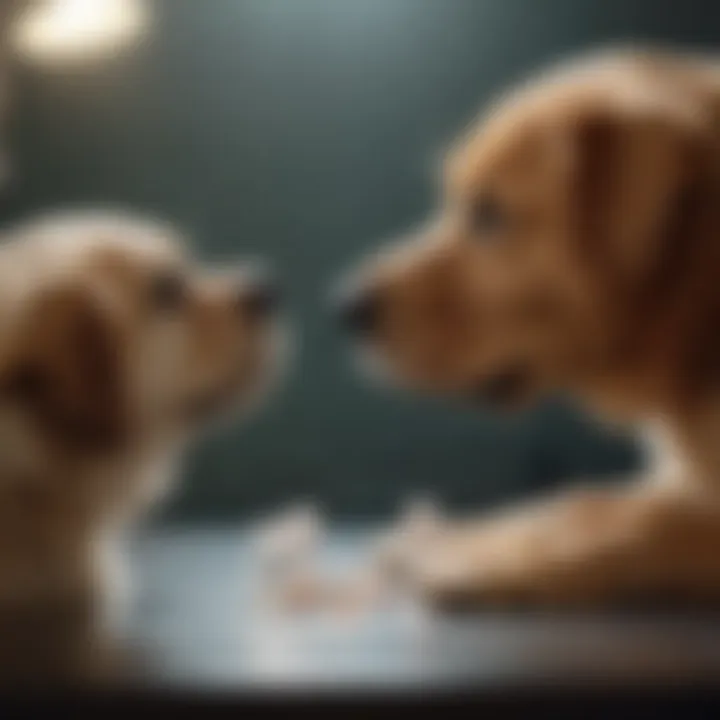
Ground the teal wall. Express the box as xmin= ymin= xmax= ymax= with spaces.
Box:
xmin=4 ymin=0 xmax=718 ymax=520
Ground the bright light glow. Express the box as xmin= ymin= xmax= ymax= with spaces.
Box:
xmin=12 ymin=0 xmax=148 ymax=64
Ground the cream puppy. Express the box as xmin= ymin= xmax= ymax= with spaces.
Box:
xmin=0 ymin=210 xmax=284 ymax=617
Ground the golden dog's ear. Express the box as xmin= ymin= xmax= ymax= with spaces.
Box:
xmin=569 ymin=96 xmax=720 ymax=392
xmin=570 ymin=101 xmax=718 ymax=296
xmin=4 ymin=283 xmax=127 ymax=453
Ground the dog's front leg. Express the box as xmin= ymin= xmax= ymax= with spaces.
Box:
xmin=410 ymin=485 xmax=720 ymax=610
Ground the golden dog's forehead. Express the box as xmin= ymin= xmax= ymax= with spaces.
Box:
xmin=444 ymin=77 xmax=581 ymax=196
xmin=445 ymin=50 xmax=704 ymax=195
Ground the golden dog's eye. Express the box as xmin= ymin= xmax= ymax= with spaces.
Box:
xmin=150 ymin=271 xmax=187 ymax=312
xmin=471 ymin=194 xmax=506 ymax=238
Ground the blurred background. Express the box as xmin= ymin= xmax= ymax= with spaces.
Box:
xmin=4 ymin=0 xmax=719 ymax=523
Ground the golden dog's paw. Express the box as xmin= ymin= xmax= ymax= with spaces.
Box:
xmin=412 ymin=555 xmax=533 ymax=612
xmin=419 ymin=577 xmax=497 ymax=614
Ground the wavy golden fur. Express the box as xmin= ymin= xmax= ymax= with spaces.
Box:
xmin=344 ymin=49 xmax=720 ymax=607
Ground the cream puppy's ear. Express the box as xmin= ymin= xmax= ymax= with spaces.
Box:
xmin=1 ymin=281 xmax=128 ymax=453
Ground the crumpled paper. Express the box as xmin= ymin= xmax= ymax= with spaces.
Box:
xmin=251 ymin=497 xmax=446 ymax=617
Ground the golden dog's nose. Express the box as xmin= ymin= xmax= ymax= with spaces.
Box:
xmin=236 ymin=272 xmax=281 ymax=320
xmin=335 ymin=283 xmax=382 ymax=335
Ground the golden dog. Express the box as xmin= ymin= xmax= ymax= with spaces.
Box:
xmin=0 ymin=211 xmax=282 ymax=618
xmin=337 ymin=49 xmax=720 ymax=609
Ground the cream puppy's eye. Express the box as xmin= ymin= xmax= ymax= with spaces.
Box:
xmin=149 ymin=270 xmax=187 ymax=312
xmin=470 ymin=193 xmax=507 ymax=238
